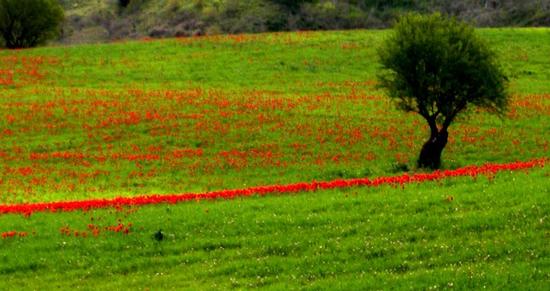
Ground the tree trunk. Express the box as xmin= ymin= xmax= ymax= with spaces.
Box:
xmin=417 ymin=128 xmax=448 ymax=169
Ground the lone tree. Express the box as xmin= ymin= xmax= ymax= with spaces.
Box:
xmin=378 ymin=13 xmax=508 ymax=169
xmin=0 ymin=0 xmax=64 ymax=49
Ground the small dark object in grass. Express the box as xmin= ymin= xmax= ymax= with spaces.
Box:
xmin=391 ymin=162 xmax=409 ymax=173
xmin=153 ymin=229 xmax=164 ymax=241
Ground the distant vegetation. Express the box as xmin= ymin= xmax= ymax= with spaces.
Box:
xmin=60 ymin=0 xmax=550 ymax=44
xmin=0 ymin=0 xmax=63 ymax=48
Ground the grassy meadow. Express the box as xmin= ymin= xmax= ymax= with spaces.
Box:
xmin=0 ymin=28 xmax=548 ymax=288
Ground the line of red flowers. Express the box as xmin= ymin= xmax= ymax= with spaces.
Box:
xmin=0 ymin=159 xmax=545 ymax=216
xmin=1 ymin=231 xmax=27 ymax=239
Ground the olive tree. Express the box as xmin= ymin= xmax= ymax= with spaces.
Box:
xmin=378 ymin=13 xmax=508 ymax=169
xmin=0 ymin=0 xmax=64 ymax=49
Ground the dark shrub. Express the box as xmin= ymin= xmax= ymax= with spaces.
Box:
xmin=118 ymin=0 xmax=130 ymax=8
xmin=0 ymin=0 xmax=64 ymax=48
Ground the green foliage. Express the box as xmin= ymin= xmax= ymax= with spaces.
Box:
xmin=379 ymin=13 xmax=509 ymax=127
xmin=214 ymin=0 xmax=285 ymax=33
xmin=300 ymin=1 xmax=370 ymax=30
xmin=378 ymin=13 xmax=509 ymax=168
xmin=0 ymin=0 xmax=64 ymax=48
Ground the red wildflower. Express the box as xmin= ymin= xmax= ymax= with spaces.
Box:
xmin=0 ymin=159 xmax=545 ymax=216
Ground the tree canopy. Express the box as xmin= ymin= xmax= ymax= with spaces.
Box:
xmin=0 ymin=0 xmax=64 ymax=49
xmin=378 ymin=13 xmax=508 ymax=169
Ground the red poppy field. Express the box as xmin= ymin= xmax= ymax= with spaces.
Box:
xmin=0 ymin=29 xmax=548 ymax=289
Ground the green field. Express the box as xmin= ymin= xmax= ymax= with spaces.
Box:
xmin=1 ymin=169 xmax=548 ymax=289
xmin=0 ymin=28 xmax=548 ymax=288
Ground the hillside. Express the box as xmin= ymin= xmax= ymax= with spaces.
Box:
xmin=0 ymin=28 xmax=548 ymax=202
xmin=59 ymin=0 xmax=550 ymax=44
xmin=0 ymin=18 xmax=549 ymax=288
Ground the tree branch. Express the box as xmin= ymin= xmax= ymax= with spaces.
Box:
xmin=442 ymin=99 xmax=467 ymax=130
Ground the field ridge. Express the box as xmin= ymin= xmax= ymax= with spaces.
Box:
xmin=1 ymin=158 xmax=545 ymax=216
